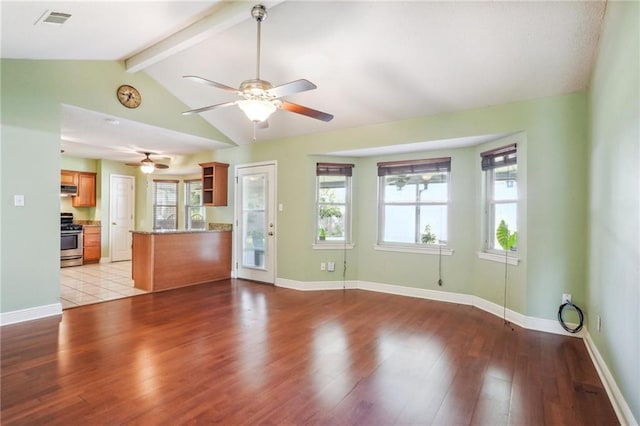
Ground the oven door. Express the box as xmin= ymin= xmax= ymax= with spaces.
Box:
xmin=61 ymin=231 xmax=83 ymax=266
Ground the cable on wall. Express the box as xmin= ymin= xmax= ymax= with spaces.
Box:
xmin=558 ymin=301 xmax=584 ymax=333
xmin=342 ymin=237 xmax=348 ymax=290
xmin=437 ymin=243 xmax=443 ymax=286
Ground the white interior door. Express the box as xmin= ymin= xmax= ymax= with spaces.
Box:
xmin=110 ymin=174 xmax=134 ymax=262
xmin=235 ymin=163 xmax=276 ymax=283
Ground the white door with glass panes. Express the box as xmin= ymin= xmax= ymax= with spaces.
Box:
xmin=235 ymin=163 xmax=276 ymax=283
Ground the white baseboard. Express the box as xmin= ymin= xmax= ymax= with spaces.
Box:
xmin=0 ymin=303 xmax=62 ymax=326
xmin=584 ymin=332 xmax=637 ymax=426
xmin=276 ymin=278 xmax=357 ymax=291
xmin=358 ymin=280 xmax=473 ymax=305
xmin=472 ymin=296 xmax=584 ymax=338
xmin=278 ymin=278 xmax=583 ymax=338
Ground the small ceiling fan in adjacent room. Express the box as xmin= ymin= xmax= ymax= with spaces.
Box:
xmin=126 ymin=152 xmax=169 ymax=174
xmin=182 ymin=4 xmax=333 ymax=126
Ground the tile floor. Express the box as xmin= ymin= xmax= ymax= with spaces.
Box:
xmin=60 ymin=261 xmax=147 ymax=309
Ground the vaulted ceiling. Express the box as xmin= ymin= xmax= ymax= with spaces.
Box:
xmin=1 ymin=1 xmax=606 ymax=166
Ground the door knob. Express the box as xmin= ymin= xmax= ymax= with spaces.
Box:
xmin=112 ymin=222 xmax=116 ymax=225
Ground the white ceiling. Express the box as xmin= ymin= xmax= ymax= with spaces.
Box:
xmin=1 ymin=1 xmax=606 ymax=170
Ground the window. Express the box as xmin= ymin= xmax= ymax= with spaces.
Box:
xmin=153 ymin=180 xmax=178 ymax=230
xmin=316 ymin=163 xmax=353 ymax=244
xmin=185 ymin=179 xmax=206 ymax=230
xmin=378 ymin=158 xmax=450 ymax=246
xmin=482 ymin=144 xmax=517 ymax=251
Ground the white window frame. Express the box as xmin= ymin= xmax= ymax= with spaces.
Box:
xmin=314 ymin=163 xmax=353 ymax=249
xmin=480 ymin=144 xmax=518 ymax=261
xmin=184 ymin=179 xmax=206 ymax=230
xmin=376 ymin=158 xmax=453 ymax=255
xmin=152 ymin=180 xmax=178 ymax=231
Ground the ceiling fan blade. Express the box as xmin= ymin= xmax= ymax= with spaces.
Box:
xmin=125 ymin=163 xmax=141 ymax=167
xmin=182 ymin=101 xmax=237 ymax=116
xmin=279 ymin=101 xmax=334 ymax=122
xmin=266 ymin=79 xmax=317 ymax=99
xmin=154 ymin=163 xmax=169 ymax=170
xmin=183 ymin=75 xmax=239 ymax=93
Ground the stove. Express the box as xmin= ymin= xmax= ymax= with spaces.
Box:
xmin=61 ymin=223 xmax=84 ymax=231
xmin=61 ymin=213 xmax=83 ymax=267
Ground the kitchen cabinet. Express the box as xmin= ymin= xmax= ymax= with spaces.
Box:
xmin=132 ymin=230 xmax=231 ymax=291
xmin=61 ymin=170 xmax=97 ymax=207
xmin=61 ymin=170 xmax=77 ymax=185
xmin=199 ymin=162 xmax=229 ymax=206
xmin=83 ymin=226 xmax=101 ymax=264
xmin=73 ymin=172 xmax=96 ymax=207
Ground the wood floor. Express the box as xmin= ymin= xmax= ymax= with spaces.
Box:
xmin=1 ymin=280 xmax=618 ymax=425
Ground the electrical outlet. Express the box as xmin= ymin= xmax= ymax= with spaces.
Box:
xmin=562 ymin=293 xmax=571 ymax=304
xmin=327 ymin=262 xmax=335 ymax=272
xmin=320 ymin=262 xmax=326 ymax=271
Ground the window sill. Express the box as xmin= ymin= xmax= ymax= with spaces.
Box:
xmin=374 ymin=244 xmax=454 ymax=256
xmin=477 ymin=251 xmax=519 ymax=265
xmin=313 ymin=243 xmax=355 ymax=250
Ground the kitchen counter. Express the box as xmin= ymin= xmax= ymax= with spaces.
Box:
xmin=131 ymin=230 xmax=231 ymax=292
xmin=75 ymin=220 xmax=101 ymax=227
xmin=132 ymin=223 xmax=233 ymax=234
xmin=132 ymin=229 xmax=227 ymax=235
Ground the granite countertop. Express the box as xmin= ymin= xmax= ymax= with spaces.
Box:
xmin=132 ymin=229 xmax=230 ymax=235
xmin=208 ymin=223 xmax=232 ymax=231
xmin=75 ymin=220 xmax=101 ymax=227
xmin=133 ymin=223 xmax=232 ymax=235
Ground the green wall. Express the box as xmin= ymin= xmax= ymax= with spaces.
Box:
xmin=1 ymin=6 xmax=636 ymax=419
xmin=588 ymin=0 xmax=639 ymax=421
xmin=212 ymin=93 xmax=586 ymax=322
xmin=0 ymin=59 xmax=230 ymax=312
xmin=1 ymin=125 xmax=61 ymax=311
xmin=0 ymin=59 xmax=590 ymax=323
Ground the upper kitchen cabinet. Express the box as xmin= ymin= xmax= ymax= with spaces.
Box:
xmin=74 ymin=172 xmax=96 ymax=207
xmin=199 ymin=162 xmax=229 ymax=206
xmin=61 ymin=170 xmax=97 ymax=207
xmin=61 ymin=170 xmax=77 ymax=186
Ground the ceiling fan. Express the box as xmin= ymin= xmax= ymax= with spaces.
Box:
xmin=125 ymin=152 xmax=169 ymax=174
xmin=182 ymin=4 xmax=333 ymax=125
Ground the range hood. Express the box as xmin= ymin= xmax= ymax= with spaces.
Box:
xmin=60 ymin=184 xmax=78 ymax=196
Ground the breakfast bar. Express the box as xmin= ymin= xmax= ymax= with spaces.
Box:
xmin=131 ymin=229 xmax=232 ymax=292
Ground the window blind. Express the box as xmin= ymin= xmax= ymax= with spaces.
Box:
xmin=480 ymin=144 xmax=517 ymax=171
xmin=153 ymin=180 xmax=178 ymax=230
xmin=316 ymin=162 xmax=354 ymax=176
xmin=377 ymin=157 xmax=451 ymax=176
xmin=154 ymin=180 xmax=179 ymax=204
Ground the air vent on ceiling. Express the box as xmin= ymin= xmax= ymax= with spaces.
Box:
xmin=35 ymin=10 xmax=72 ymax=26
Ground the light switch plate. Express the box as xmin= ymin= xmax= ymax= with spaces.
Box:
xmin=14 ymin=195 xmax=25 ymax=206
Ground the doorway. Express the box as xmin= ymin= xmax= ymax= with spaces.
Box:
xmin=235 ymin=162 xmax=277 ymax=283
xmin=110 ymin=174 xmax=135 ymax=262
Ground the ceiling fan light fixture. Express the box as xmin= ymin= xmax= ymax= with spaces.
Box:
xmin=140 ymin=161 xmax=155 ymax=174
xmin=238 ymin=99 xmax=276 ymax=122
